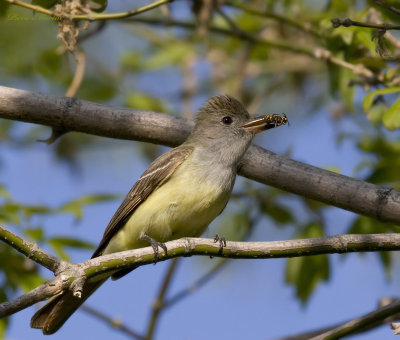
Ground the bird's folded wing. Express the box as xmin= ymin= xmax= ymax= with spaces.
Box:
xmin=92 ymin=145 xmax=193 ymax=258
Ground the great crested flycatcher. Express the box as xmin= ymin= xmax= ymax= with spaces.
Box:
xmin=31 ymin=94 xmax=287 ymax=334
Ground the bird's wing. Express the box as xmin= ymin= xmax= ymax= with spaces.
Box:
xmin=92 ymin=145 xmax=193 ymax=258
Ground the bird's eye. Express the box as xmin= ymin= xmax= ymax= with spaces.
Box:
xmin=222 ymin=116 xmax=233 ymax=125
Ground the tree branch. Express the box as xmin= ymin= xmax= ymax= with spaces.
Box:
xmin=375 ymin=0 xmax=400 ymax=16
xmin=2 ymin=225 xmax=400 ymax=318
xmin=309 ymin=299 xmax=400 ymax=339
xmin=225 ymin=1 xmax=321 ymax=38
xmin=272 ymin=298 xmax=400 ymax=340
xmin=1 ymin=86 xmax=399 ymax=224
xmin=125 ymin=17 xmax=314 ymax=57
xmin=0 ymin=276 xmax=70 ymax=318
xmin=145 ymin=258 xmax=179 ymax=340
xmin=81 ymin=305 xmax=144 ymax=339
xmin=5 ymin=0 xmax=173 ymax=21
xmin=331 ymin=17 xmax=400 ymax=30
xmin=126 ymin=17 xmax=376 ymax=79
xmin=0 ymin=225 xmax=61 ymax=273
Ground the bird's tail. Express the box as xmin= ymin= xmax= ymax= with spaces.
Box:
xmin=30 ymin=278 xmax=107 ymax=334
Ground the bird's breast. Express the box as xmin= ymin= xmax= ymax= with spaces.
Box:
xmin=104 ymin=152 xmax=236 ymax=253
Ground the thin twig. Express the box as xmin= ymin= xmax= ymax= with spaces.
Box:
xmin=308 ymin=299 xmax=400 ymax=339
xmin=331 ymin=17 xmax=400 ymax=30
xmin=164 ymin=258 xmax=228 ymax=309
xmin=5 ymin=0 xmax=173 ymax=21
xmin=375 ymin=0 xmax=400 ymax=16
xmin=126 ymin=17 xmax=314 ymax=56
xmin=81 ymin=305 xmax=144 ymax=339
xmin=216 ymin=6 xmax=254 ymax=40
xmin=271 ymin=298 xmax=400 ymax=340
xmin=313 ymin=48 xmax=375 ymax=78
xmin=225 ymin=1 xmax=321 ymax=37
xmin=145 ymin=258 xmax=179 ymax=340
xmin=65 ymin=50 xmax=86 ymax=97
xmin=126 ymin=17 xmax=376 ymax=79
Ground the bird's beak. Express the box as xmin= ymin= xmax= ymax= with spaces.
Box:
xmin=241 ymin=113 xmax=289 ymax=134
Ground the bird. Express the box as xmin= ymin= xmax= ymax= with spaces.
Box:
xmin=31 ymin=94 xmax=286 ymax=334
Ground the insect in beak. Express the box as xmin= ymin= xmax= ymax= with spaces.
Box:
xmin=241 ymin=113 xmax=289 ymax=134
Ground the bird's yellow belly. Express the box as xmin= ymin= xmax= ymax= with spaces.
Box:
xmin=103 ymin=165 xmax=231 ymax=254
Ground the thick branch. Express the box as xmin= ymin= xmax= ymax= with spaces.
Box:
xmin=1 ymin=86 xmax=399 ymax=224
xmin=0 ymin=276 xmax=69 ymax=317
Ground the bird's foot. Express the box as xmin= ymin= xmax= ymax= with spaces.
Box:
xmin=140 ymin=233 xmax=167 ymax=263
xmin=213 ymin=234 xmax=226 ymax=255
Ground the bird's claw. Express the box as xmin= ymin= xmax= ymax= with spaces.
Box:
xmin=213 ymin=234 xmax=226 ymax=255
xmin=140 ymin=234 xmax=167 ymax=264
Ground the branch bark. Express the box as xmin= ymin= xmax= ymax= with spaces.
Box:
xmin=1 ymin=224 xmax=400 ymax=318
xmin=309 ymin=299 xmax=400 ymax=339
xmin=1 ymin=86 xmax=400 ymax=224
xmin=272 ymin=298 xmax=400 ymax=340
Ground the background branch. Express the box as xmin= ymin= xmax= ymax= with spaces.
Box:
xmin=5 ymin=0 xmax=173 ymax=21
xmin=273 ymin=298 xmax=400 ymax=339
xmin=1 ymin=86 xmax=399 ymax=225
xmin=81 ymin=305 xmax=144 ymax=339
xmin=309 ymin=299 xmax=400 ymax=339
xmin=331 ymin=17 xmax=400 ymax=30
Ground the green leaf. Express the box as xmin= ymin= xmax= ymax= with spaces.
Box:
xmin=144 ymin=43 xmax=191 ymax=69
xmin=366 ymin=102 xmax=386 ymax=124
xmin=125 ymin=92 xmax=168 ymax=112
xmin=379 ymin=251 xmax=392 ymax=278
xmin=49 ymin=237 xmax=94 ymax=261
xmin=25 ymin=228 xmax=45 ymax=242
xmin=49 ymin=239 xmax=69 ymax=261
xmin=383 ymin=95 xmax=400 ymax=130
xmin=79 ymin=76 xmax=117 ymax=102
xmin=262 ymin=201 xmax=294 ymax=225
xmin=49 ymin=237 xmax=94 ymax=249
xmin=214 ymin=212 xmax=250 ymax=242
xmin=338 ymin=66 xmax=355 ymax=111
xmin=58 ymin=194 xmax=119 ymax=220
xmin=348 ymin=216 xmax=398 ymax=278
xmin=38 ymin=48 xmax=64 ymax=78
xmin=285 ymin=223 xmax=330 ymax=304
xmin=348 ymin=216 xmax=400 ymax=234
xmin=0 ymin=184 xmax=10 ymax=199
xmin=362 ymin=87 xmax=400 ymax=113
xmin=355 ymin=30 xmax=376 ymax=56
xmin=0 ymin=1 xmax=10 ymax=17
xmin=286 ymin=254 xmax=330 ymax=304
